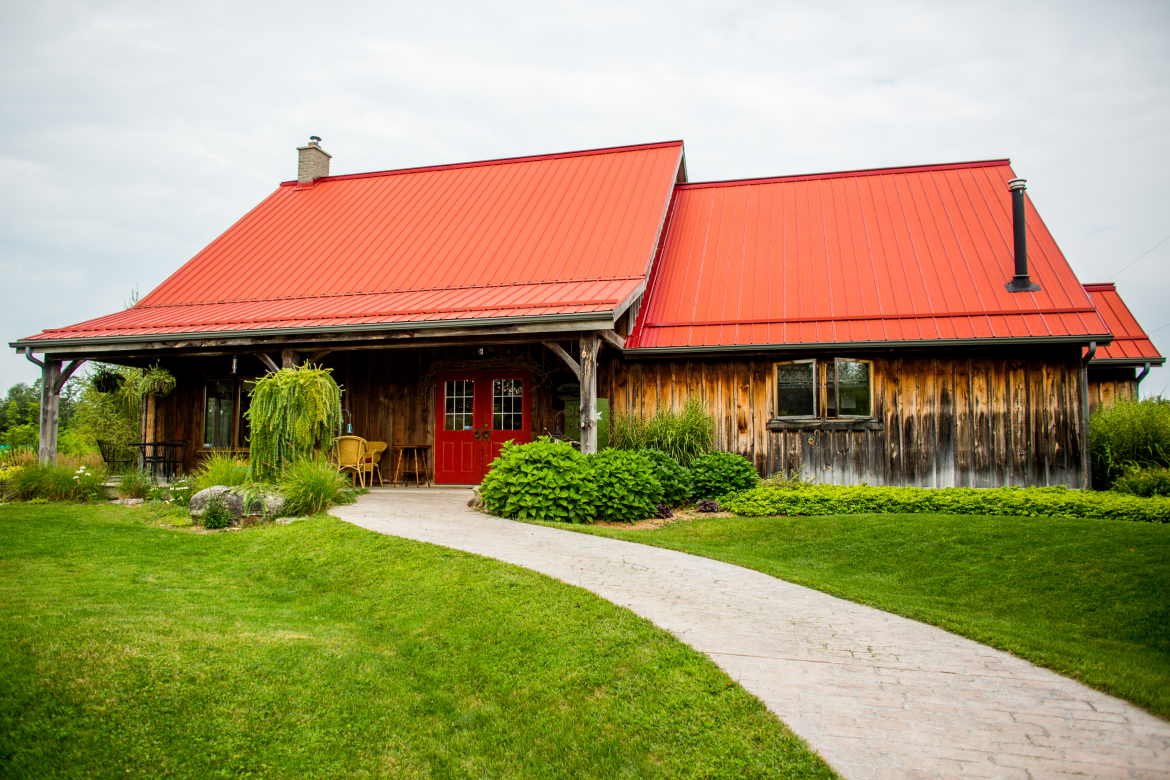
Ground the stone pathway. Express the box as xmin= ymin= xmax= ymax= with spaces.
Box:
xmin=331 ymin=488 xmax=1170 ymax=780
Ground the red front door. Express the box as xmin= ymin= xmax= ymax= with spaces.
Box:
xmin=434 ymin=372 xmax=531 ymax=484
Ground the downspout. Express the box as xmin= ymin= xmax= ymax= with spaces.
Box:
xmin=1081 ymin=342 xmax=1096 ymax=490
xmin=1136 ymin=362 xmax=1151 ymax=389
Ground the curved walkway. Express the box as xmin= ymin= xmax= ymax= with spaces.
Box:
xmin=331 ymin=489 xmax=1170 ymax=780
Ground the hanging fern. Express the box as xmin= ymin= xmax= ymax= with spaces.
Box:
xmin=246 ymin=365 xmax=343 ymax=478
xmin=140 ymin=365 xmax=177 ymax=398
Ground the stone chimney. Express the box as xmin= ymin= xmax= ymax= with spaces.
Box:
xmin=297 ymin=136 xmax=332 ymax=184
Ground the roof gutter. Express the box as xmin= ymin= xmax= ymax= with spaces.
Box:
xmin=11 ymin=311 xmax=616 ymax=352
xmin=623 ymin=333 xmax=1114 ymax=357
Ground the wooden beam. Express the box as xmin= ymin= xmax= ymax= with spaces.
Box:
xmin=254 ymin=353 xmax=280 ymax=373
xmin=596 ymin=329 xmax=626 ymax=351
xmin=53 ymin=359 xmax=86 ymax=394
xmin=37 ymin=359 xmax=62 ymax=466
xmin=12 ymin=318 xmax=617 ymax=357
xmin=541 ymin=341 xmax=581 ymax=379
xmin=578 ymin=333 xmax=601 ymax=455
xmin=307 ymin=350 xmax=332 ymax=364
xmin=281 ymin=348 xmax=299 ymax=369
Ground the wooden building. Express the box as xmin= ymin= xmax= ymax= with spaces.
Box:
xmin=13 ymin=139 xmax=1162 ymax=489
xmin=1081 ymin=283 xmax=1163 ymax=415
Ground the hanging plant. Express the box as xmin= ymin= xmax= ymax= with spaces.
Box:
xmin=91 ymin=364 xmax=127 ymax=394
xmin=246 ymin=365 xmax=343 ymax=479
xmin=140 ymin=365 xmax=177 ymax=398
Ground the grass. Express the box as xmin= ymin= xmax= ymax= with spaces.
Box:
xmin=0 ymin=504 xmax=835 ymax=780
xmin=529 ymin=512 xmax=1170 ymax=719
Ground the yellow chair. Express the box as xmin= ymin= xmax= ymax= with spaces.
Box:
xmin=362 ymin=441 xmax=387 ymax=487
xmin=334 ymin=436 xmax=368 ymax=488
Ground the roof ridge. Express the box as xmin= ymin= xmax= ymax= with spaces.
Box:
xmin=279 ymin=140 xmax=685 ymax=187
xmin=678 ymin=158 xmax=1013 ymax=190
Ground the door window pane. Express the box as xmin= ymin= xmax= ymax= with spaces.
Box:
xmin=204 ymin=381 xmax=234 ymax=448
xmin=444 ymin=380 xmax=475 ymax=431
xmin=238 ymin=381 xmax=255 ymax=449
xmin=835 ymin=360 xmax=872 ymax=417
xmin=493 ymin=379 xmax=523 ymax=430
xmin=775 ymin=361 xmax=816 ymax=417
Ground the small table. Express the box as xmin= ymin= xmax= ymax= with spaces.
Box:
xmin=392 ymin=444 xmax=432 ymax=487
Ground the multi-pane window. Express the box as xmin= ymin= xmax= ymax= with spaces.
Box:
xmin=493 ymin=379 xmax=523 ymax=430
xmin=445 ymin=380 xmax=475 ymax=431
xmin=203 ymin=381 xmax=235 ymax=449
xmin=774 ymin=359 xmax=873 ymax=419
xmin=203 ymin=380 xmax=256 ymax=450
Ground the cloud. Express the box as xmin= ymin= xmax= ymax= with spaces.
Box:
xmin=2 ymin=0 xmax=1168 ymax=391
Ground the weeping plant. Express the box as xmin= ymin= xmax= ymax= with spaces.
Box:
xmin=246 ymin=365 xmax=343 ymax=479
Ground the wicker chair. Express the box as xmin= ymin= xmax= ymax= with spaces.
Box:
xmin=361 ymin=441 xmax=387 ymax=487
xmin=334 ymin=436 xmax=368 ymax=488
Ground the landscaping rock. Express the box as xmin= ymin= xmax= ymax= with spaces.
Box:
xmin=468 ymin=485 xmax=484 ymax=509
xmin=190 ymin=486 xmax=285 ymax=520
xmin=111 ymin=498 xmax=145 ymax=506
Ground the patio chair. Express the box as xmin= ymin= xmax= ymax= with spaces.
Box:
xmin=97 ymin=440 xmax=134 ymax=472
xmin=334 ymin=436 xmax=368 ymax=488
xmin=361 ymin=441 xmax=387 ymax=487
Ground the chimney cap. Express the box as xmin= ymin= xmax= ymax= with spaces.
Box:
xmin=309 ymin=135 xmax=322 ymax=146
xmin=1008 ymin=178 xmax=1027 ymax=191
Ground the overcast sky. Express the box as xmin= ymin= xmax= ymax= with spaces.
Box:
xmin=2 ymin=0 xmax=1168 ymax=394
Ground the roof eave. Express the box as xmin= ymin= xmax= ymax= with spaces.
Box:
xmin=623 ymin=334 xmax=1114 ymax=356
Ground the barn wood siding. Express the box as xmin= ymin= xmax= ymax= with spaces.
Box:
xmin=1086 ymin=367 xmax=1139 ymax=416
xmin=600 ymin=347 xmax=1086 ymax=488
xmin=153 ymin=345 xmax=570 ymax=476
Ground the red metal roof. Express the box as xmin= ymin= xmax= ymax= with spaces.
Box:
xmin=626 ymin=160 xmax=1112 ymax=351
xmin=1082 ymin=283 xmax=1165 ymax=365
xmin=21 ymin=141 xmax=684 ymax=343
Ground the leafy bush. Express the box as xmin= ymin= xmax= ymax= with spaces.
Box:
xmin=696 ymin=499 xmax=722 ymax=513
xmin=280 ymin=456 xmax=355 ymax=516
xmin=610 ymin=398 xmax=715 ymax=467
xmin=7 ymin=462 xmax=106 ymax=502
xmin=720 ymin=483 xmax=1170 ymax=523
xmin=480 ymin=438 xmax=596 ymax=523
xmin=167 ymin=479 xmax=197 ymax=508
xmin=689 ymin=451 xmax=759 ymax=499
xmin=117 ymin=467 xmax=155 ymax=499
xmin=247 ymin=365 xmax=343 ymax=479
xmin=193 ymin=452 xmax=251 ymax=491
xmin=587 ymin=449 xmax=662 ymax=523
xmin=1091 ymin=397 xmax=1170 ymax=488
xmin=1112 ymin=467 xmax=1170 ymax=498
xmin=637 ymin=449 xmax=692 ymax=505
xmin=202 ymin=496 xmax=233 ymax=529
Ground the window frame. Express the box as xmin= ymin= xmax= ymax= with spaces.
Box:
xmin=829 ymin=358 xmax=875 ymax=420
xmin=201 ymin=377 xmax=255 ymax=451
xmin=773 ymin=359 xmax=819 ymax=420
xmin=773 ymin=358 xmax=875 ymax=421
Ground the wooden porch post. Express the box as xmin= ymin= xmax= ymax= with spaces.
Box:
xmin=38 ymin=358 xmax=62 ymax=466
xmin=579 ymin=333 xmax=601 ymax=455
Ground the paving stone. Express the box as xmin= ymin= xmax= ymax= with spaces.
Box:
xmin=332 ymin=489 xmax=1170 ymax=780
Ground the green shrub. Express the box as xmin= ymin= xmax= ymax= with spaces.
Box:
xmin=610 ymin=398 xmax=715 ymax=466
xmin=637 ymin=449 xmax=692 ymax=505
xmin=202 ymin=496 xmax=233 ymax=529
xmin=480 ymin=437 xmax=596 ymax=523
xmin=247 ymin=365 xmax=343 ymax=479
xmin=117 ymin=467 xmax=155 ymax=499
xmin=166 ymin=478 xmax=198 ymax=508
xmin=1091 ymin=397 xmax=1170 ymax=488
xmin=1112 ymin=466 xmax=1170 ymax=498
xmin=689 ymin=451 xmax=759 ymax=499
xmin=720 ymin=483 xmax=1170 ymax=523
xmin=280 ymin=456 xmax=354 ymax=516
xmin=193 ymin=452 xmax=251 ymax=491
xmin=7 ymin=462 xmax=106 ymax=502
xmin=587 ymin=450 xmax=662 ymax=523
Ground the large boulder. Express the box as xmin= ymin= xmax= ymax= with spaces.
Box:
xmin=190 ymin=486 xmax=286 ymax=520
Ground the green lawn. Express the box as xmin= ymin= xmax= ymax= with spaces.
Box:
xmin=0 ymin=505 xmax=835 ymax=780
xmin=537 ymin=513 xmax=1170 ymax=719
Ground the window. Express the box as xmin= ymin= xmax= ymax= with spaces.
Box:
xmin=493 ymin=379 xmax=523 ymax=430
xmin=203 ymin=381 xmax=235 ymax=449
xmin=775 ymin=360 xmax=817 ymax=418
xmin=203 ymin=379 xmax=255 ymax=450
xmin=774 ymin=359 xmax=873 ymax=419
xmin=444 ymin=380 xmax=475 ymax=431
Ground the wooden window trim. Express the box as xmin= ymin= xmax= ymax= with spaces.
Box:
xmin=773 ymin=359 xmax=818 ymax=419
xmin=832 ymin=358 xmax=875 ymax=420
xmin=200 ymin=376 xmax=258 ymax=451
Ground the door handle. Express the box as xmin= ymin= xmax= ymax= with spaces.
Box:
xmin=473 ymin=430 xmax=482 ymax=441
